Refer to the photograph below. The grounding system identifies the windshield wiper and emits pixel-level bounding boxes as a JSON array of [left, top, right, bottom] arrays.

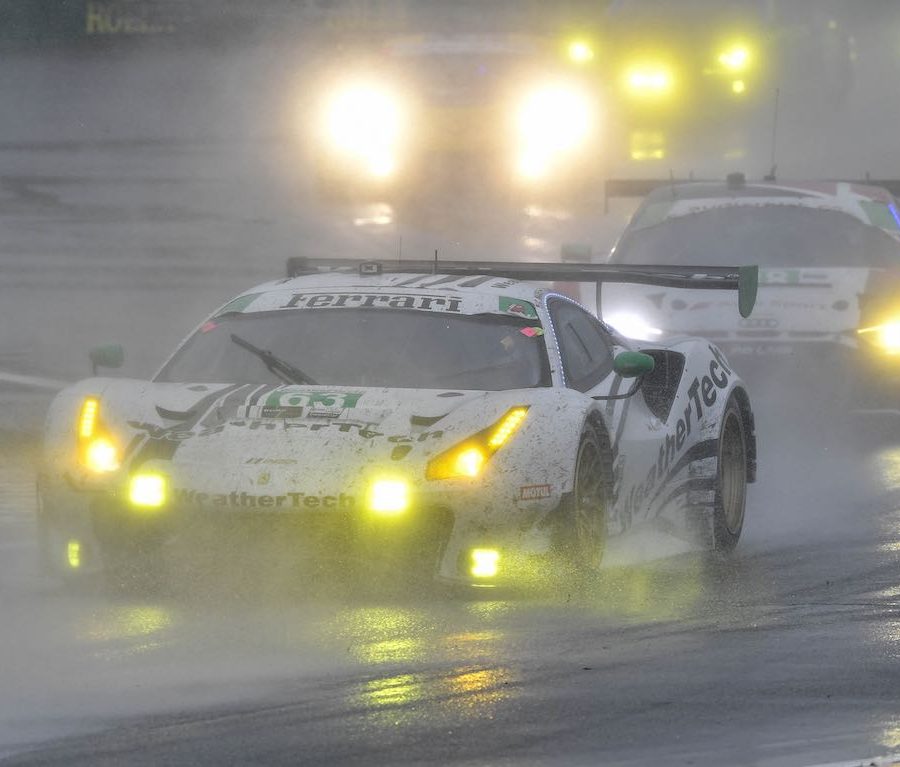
[[229, 333, 318, 386]]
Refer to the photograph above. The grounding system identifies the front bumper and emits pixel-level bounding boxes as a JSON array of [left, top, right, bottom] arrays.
[[37, 479, 561, 587]]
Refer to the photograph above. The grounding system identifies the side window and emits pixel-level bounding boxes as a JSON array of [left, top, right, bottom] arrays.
[[549, 299, 615, 392]]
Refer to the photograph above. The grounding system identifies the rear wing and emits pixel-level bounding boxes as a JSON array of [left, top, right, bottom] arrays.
[[285, 257, 758, 318]]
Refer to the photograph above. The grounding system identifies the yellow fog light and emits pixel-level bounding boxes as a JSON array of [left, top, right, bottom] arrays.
[[368, 478, 410, 516], [731, 79, 746, 95], [470, 548, 500, 578], [84, 437, 120, 473], [67, 539, 82, 570], [129, 473, 167, 509]]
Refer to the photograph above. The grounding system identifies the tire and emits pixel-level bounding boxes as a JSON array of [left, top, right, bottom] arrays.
[[562, 426, 609, 571], [712, 398, 748, 552]]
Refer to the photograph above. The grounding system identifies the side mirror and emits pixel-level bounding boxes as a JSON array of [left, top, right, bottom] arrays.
[[613, 350, 655, 378], [89, 345, 124, 375]]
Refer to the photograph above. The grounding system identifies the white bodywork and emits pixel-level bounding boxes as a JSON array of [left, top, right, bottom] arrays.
[[602, 182, 900, 359], [40, 271, 754, 584]]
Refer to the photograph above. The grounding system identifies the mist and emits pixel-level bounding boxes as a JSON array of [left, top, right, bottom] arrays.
[[2, 2, 900, 765]]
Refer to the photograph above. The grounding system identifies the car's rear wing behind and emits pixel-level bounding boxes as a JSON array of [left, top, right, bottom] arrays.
[[285, 257, 758, 318]]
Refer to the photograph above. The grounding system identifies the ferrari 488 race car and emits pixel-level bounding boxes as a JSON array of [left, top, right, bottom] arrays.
[[38, 258, 758, 589], [600, 174, 900, 405]]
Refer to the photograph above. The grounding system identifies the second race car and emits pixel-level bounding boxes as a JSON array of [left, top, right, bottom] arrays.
[[600, 174, 900, 406]]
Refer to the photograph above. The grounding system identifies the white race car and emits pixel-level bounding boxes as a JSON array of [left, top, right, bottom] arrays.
[[38, 258, 758, 589], [600, 175, 900, 403]]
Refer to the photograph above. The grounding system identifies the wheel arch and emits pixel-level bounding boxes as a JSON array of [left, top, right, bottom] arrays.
[[729, 385, 757, 484]]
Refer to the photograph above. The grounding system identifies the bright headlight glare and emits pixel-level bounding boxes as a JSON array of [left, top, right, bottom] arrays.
[[605, 313, 663, 341], [718, 45, 750, 72], [84, 437, 120, 473], [368, 478, 410, 515], [859, 321, 900, 353], [427, 407, 529, 480], [517, 84, 592, 154], [324, 83, 404, 168], [129, 473, 167, 509], [567, 40, 594, 63]]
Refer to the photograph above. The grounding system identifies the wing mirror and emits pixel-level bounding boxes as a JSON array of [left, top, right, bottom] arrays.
[[594, 351, 655, 401], [612, 351, 655, 378], [89, 345, 124, 375]]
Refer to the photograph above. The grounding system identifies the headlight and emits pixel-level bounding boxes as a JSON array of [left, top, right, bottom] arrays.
[[717, 44, 751, 73], [84, 437, 120, 473], [129, 473, 167, 509], [859, 321, 900, 354], [515, 84, 594, 179], [623, 65, 674, 98], [567, 40, 595, 64], [77, 397, 121, 473], [322, 82, 406, 177], [427, 407, 528, 480]]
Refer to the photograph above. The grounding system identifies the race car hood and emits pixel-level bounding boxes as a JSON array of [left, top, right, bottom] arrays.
[[601, 267, 878, 348], [93, 381, 539, 498]]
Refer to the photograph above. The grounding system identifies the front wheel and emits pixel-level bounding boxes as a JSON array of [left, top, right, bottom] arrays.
[[712, 398, 748, 551], [561, 427, 609, 571]]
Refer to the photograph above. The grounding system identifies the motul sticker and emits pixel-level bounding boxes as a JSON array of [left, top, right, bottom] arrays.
[[519, 484, 552, 500]]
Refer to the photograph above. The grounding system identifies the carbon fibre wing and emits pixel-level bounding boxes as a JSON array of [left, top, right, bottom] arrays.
[[285, 257, 758, 318]]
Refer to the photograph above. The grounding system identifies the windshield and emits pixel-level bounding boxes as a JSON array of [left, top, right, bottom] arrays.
[[612, 205, 900, 268], [156, 308, 551, 390]]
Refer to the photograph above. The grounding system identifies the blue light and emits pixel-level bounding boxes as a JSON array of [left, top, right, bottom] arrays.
[[889, 203, 900, 229]]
